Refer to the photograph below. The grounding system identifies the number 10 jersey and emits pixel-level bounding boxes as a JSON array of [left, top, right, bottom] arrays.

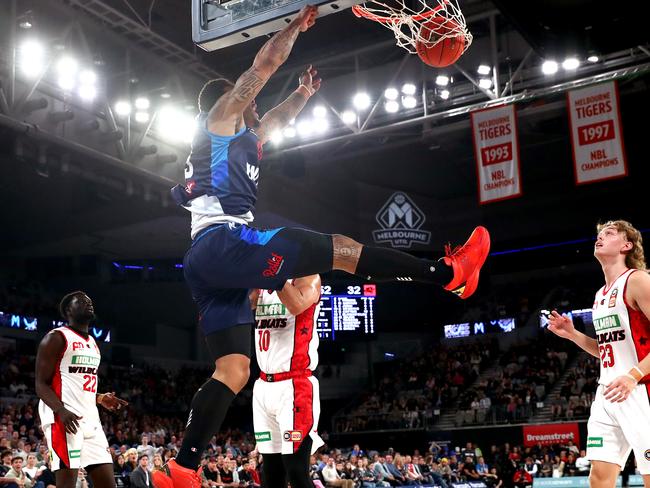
[[254, 289, 320, 374]]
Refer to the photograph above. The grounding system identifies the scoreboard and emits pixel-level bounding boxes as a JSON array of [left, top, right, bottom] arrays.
[[317, 283, 377, 340]]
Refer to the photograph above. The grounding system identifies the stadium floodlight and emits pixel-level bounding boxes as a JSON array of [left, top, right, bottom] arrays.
[[562, 57, 580, 70], [312, 105, 327, 118], [283, 126, 296, 138], [78, 84, 97, 101], [587, 55, 599, 63], [160, 92, 171, 99], [57, 56, 78, 75], [401, 95, 417, 109], [135, 111, 150, 123], [56, 57, 78, 90], [353, 92, 371, 110], [270, 131, 283, 145], [478, 78, 493, 89], [341, 110, 357, 125], [384, 100, 399, 113], [79, 70, 97, 86], [19, 40, 45, 78], [541, 60, 559, 75], [384, 88, 399, 100], [297, 119, 314, 136], [114, 100, 132, 116], [435, 75, 449, 87], [401, 83, 417, 95], [314, 117, 329, 133], [135, 97, 150, 110], [477, 64, 491, 75], [158, 106, 196, 144], [439, 89, 450, 100]]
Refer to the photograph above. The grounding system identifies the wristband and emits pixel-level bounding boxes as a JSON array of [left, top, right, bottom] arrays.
[[297, 84, 313, 97], [629, 366, 644, 382], [624, 373, 639, 383]]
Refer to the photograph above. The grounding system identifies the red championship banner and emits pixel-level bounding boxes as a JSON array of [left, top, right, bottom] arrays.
[[471, 104, 522, 204], [523, 423, 580, 447], [567, 81, 628, 184]]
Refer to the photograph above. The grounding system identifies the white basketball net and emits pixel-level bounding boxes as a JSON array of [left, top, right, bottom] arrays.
[[352, 0, 473, 55]]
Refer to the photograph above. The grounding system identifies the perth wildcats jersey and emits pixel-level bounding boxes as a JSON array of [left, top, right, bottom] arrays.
[[38, 327, 102, 426], [170, 113, 262, 238], [592, 269, 650, 386], [255, 289, 320, 374]]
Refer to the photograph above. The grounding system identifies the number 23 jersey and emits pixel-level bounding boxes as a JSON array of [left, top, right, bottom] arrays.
[[254, 289, 320, 374], [592, 269, 650, 386]]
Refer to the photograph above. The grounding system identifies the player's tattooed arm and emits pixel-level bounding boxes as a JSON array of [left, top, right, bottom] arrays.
[[209, 6, 318, 133], [257, 65, 321, 144], [332, 234, 364, 275]]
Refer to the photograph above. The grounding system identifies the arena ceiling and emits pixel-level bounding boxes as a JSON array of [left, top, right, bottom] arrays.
[[1, 0, 649, 263]]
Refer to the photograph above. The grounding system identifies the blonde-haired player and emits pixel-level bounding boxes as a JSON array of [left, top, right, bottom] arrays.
[[548, 220, 650, 488], [250, 275, 324, 488]]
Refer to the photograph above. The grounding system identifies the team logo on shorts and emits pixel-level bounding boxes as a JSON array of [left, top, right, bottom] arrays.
[[608, 288, 618, 307], [263, 252, 284, 278], [255, 431, 272, 442], [587, 437, 603, 448], [283, 431, 302, 442], [645, 449, 650, 461], [372, 192, 431, 249]]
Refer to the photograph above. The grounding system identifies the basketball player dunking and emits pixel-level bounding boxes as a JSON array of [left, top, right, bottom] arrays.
[[548, 220, 650, 488], [153, 6, 490, 488], [250, 276, 323, 488], [35, 291, 128, 488]]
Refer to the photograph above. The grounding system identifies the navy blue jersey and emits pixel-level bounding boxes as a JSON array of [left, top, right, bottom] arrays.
[[171, 113, 263, 238]]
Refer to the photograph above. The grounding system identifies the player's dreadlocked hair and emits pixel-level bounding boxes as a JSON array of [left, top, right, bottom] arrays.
[[59, 291, 86, 319], [597, 220, 647, 270], [198, 78, 234, 113]]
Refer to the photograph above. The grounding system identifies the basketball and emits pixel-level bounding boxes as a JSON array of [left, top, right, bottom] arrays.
[[416, 17, 466, 67]]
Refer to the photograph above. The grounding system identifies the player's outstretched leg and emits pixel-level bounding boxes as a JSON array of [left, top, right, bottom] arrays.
[[336, 226, 491, 299], [153, 326, 250, 488]]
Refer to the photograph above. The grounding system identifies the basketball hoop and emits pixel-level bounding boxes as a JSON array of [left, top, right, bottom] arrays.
[[352, 0, 472, 61]]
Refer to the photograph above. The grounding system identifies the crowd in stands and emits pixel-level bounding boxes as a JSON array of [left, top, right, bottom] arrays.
[[334, 344, 496, 433], [0, 281, 58, 319], [2, 391, 619, 488], [550, 355, 599, 421], [455, 337, 574, 426]]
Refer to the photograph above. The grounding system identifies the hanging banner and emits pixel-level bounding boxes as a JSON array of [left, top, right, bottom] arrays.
[[567, 81, 627, 184], [471, 104, 522, 204]]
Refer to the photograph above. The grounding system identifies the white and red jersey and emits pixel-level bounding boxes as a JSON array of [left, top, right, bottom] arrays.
[[38, 327, 102, 427], [254, 289, 320, 374], [592, 269, 650, 386]]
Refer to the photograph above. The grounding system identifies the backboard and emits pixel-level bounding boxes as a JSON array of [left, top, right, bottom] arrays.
[[192, 0, 364, 51]]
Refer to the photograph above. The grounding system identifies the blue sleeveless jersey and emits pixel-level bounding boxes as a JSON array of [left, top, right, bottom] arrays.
[[171, 113, 263, 238]]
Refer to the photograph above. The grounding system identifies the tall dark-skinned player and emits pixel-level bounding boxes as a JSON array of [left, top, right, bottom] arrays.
[[154, 6, 491, 488], [35, 291, 128, 488]]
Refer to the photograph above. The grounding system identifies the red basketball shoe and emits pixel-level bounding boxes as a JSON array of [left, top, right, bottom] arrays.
[[153, 459, 202, 488], [442, 226, 491, 299]]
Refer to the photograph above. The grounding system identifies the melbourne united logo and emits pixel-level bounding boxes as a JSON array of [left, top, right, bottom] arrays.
[[246, 162, 260, 185], [372, 192, 431, 249]]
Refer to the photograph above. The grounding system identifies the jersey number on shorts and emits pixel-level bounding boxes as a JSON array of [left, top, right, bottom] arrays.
[[599, 344, 615, 368], [83, 374, 97, 393], [258, 330, 270, 352]]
